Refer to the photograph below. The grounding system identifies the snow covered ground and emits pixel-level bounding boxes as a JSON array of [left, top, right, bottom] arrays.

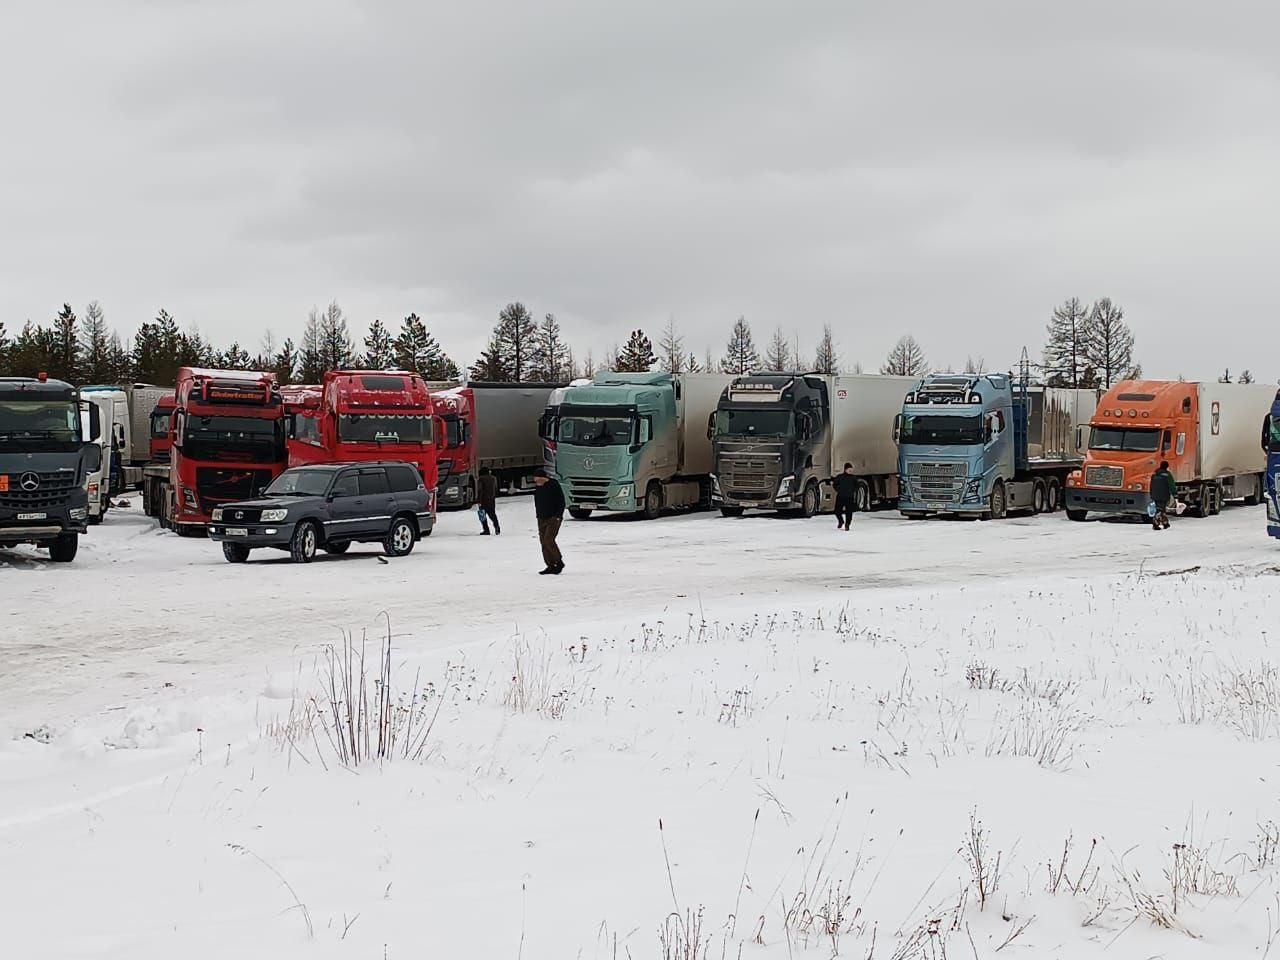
[[4, 497, 1280, 959]]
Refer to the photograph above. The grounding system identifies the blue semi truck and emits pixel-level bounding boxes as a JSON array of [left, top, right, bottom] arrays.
[[896, 371, 1096, 519], [1266, 389, 1280, 540]]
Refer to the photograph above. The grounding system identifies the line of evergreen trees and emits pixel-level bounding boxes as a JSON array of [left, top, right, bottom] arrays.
[[0, 296, 1158, 389]]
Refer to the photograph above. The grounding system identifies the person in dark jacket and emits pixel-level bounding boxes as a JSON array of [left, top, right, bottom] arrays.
[[532, 468, 566, 574], [824, 463, 858, 530], [476, 467, 500, 535], [1149, 460, 1176, 530]]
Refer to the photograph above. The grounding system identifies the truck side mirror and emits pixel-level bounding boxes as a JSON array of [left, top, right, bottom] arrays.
[[892, 414, 901, 443], [1264, 415, 1272, 452], [87, 403, 101, 441], [1074, 425, 1084, 452], [707, 412, 715, 440]]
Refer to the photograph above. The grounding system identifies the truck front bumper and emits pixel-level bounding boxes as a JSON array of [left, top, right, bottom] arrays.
[[0, 500, 89, 544], [1065, 486, 1150, 516], [565, 480, 638, 513], [438, 476, 467, 508], [208, 520, 298, 548], [715, 493, 793, 509]]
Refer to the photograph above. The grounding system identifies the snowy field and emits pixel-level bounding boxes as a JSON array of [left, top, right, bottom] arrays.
[[4, 497, 1280, 959]]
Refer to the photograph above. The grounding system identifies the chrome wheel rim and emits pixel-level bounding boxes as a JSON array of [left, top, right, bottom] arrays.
[[394, 523, 412, 552]]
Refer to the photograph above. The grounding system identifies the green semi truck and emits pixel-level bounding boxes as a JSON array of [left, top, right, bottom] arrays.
[[552, 371, 734, 520]]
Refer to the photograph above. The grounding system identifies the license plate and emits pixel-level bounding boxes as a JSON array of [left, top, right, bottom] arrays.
[[225, 527, 248, 537], [0, 476, 8, 492], [926, 502, 947, 509], [17, 512, 47, 520]]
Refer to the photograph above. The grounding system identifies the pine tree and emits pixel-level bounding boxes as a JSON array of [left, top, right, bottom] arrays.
[[0, 321, 9, 376], [217, 342, 251, 369], [1239, 369, 1255, 384], [362, 318, 395, 370], [1043, 297, 1094, 388], [298, 307, 324, 383], [8, 323, 57, 377], [532, 313, 568, 381], [881, 335, 928, 377], [318, 301, 354, 372], [50, 303, 79, 383], [469, 334, 508, 381], [273, 338, 297, 386], [765, 327, 791, 372], [615, 329, 656, 373], [1219, 369, 1233, 384], [132, 309, 183, 384], [581, 350, 596, 378], [392, 313, 457, 379], [658, 318, 685, 373], [813, 324, 838, 374], [720, 316, 759, 375], [178, 326, 215, 368], [1084, 298, 1136, 388], [497, 302, 537, 382], [79, 301, 111, 383], [964, 355, 987, 375], [105, 332, 131, 382], [686, 352, 703, 373]]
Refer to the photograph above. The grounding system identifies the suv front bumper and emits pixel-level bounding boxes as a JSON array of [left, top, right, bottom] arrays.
[[208, 520, 299, 547]]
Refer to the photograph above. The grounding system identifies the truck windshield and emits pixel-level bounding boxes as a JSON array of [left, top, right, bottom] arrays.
[[715, 409, 792, 437], [265, 469, 332, 497], [0, 400, 81, 441], [442, 415, 465, 449], [338, 413, 432, 444], [151, 410, 171, 438], [899, 414, 982, 445], [1089, 427, 1160, 452], [1270, 415, 1280, 449], [183, 415, 283, 463], [558, 414, 635, 446]]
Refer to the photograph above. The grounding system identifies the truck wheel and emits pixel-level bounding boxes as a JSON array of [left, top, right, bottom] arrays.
[[323, 540, 351, 555], [88, 513, 103, 526], [222, 542, 251, 563], [1032, 480, 1046, 514], [901, 511, 927, 520], [1245, 474, 1263, 507], [1066, 508, 1088, 522], [1046, 478, 1061, 512], [464, 480, 476, 508], [982, 481, 1007, 521], [47, 532, 79, 563], [176, 524, 206, 538], [720, 505, 744, 518], [290, 521, 318, 563], [569, 507, 593, 520], [1208, 483, 1222, 516], [798, 481, 819, 518], [854, 480, 871, 512], [384, 516, 416, 557], [641, 483, 662, 520]]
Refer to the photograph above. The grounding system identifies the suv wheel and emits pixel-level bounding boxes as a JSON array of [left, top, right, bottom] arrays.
[[290, 521, 318, 563], [222, 542, 251, 563], [48, 532, 79, 563], [384, 516, 416, 557]]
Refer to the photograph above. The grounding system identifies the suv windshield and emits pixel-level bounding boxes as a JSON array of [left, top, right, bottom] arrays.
[[338, 413, 432, 444], [183, 415, 283, 463], [899, 414, 982, 445], [0, 399, 81, 441], [715, 409, 792, 437], [265, 469, 333, 497], [1089, 427, 1160, 452], [558, 414, 635, 446]]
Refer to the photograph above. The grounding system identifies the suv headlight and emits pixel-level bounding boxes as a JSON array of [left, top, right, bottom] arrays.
[[261, 508, 288, 522], [211, 508, 224, 521]]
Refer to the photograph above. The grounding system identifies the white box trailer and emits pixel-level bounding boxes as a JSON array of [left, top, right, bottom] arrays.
[[675, 373, 736, 476], [830, 375, 916, 478], [471, 382, 561, 475], [80, 382, 172, 489], [1196, 382, 1274, 484]]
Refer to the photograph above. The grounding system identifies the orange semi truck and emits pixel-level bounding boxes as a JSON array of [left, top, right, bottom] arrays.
[[1065, 379, 1274, 520]]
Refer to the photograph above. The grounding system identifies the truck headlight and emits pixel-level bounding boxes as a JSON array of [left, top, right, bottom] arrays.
[[70, 507, 88, 520], [183, 488, 197, 507], [211, 508, 224, 521], [613, 485, 632, 501], [777, 475, 795, 496], [261, 508, 288, 522]]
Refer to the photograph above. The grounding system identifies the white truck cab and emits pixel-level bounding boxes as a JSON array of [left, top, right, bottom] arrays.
[[80, 393, 115, 523]]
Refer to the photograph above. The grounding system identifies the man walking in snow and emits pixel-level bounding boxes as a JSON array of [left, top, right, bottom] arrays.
[[824, 462, 858, 530], [1149, 460, 1176, 531], [476, 467, 500, 535], [532, 468, 566, 575]]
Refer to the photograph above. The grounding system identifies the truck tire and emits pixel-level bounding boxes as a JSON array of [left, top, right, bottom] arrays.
[[1032, 479, 1046, 514], [720, 505, 744, 518], [47, 532, 79, 563], [641, 483, 662, 521], [464, 480, 476, 508], [88, 513, 103, 526], [853, 479, 871, 512], [1208, 482, 1222, 516], [222, 542, 251, 563], [290, 521, 319, 563], [798, 481, 819, 518], [1046, 478, 1061, 512], [384, 516, 417, 557], [901, 511, 927, 520], [323, 540, 351, 555], [176, 524, 206, 538], [982, 481, 1007, 521], [569, 507, 593, 521], [1245, 474, 1263, 507], [1066, 508, 1088, 522]]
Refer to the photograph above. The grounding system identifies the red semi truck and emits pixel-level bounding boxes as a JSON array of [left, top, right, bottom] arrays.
[[282, 370, 441, 515], [153, 368, 287, 534], [141, 393, 177, 517]]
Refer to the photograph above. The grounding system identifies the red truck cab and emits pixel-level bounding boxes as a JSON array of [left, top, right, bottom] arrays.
[[149, 394, 177, 462], [165, 368, 287, 533], [430, 386, 477, 508], [284, 371, 441, 513]]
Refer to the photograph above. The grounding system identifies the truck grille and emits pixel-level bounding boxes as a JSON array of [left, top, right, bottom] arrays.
[[195, 468, 276, 513], [719, 453, 780, 495], [1085, 466, 1123, 488], [568, 477, 611, 504], [0, 470, 78, 511], [905, 461, 965, 503]]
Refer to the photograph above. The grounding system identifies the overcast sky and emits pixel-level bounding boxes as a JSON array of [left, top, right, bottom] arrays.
[[2, 0, 1277, 381]]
